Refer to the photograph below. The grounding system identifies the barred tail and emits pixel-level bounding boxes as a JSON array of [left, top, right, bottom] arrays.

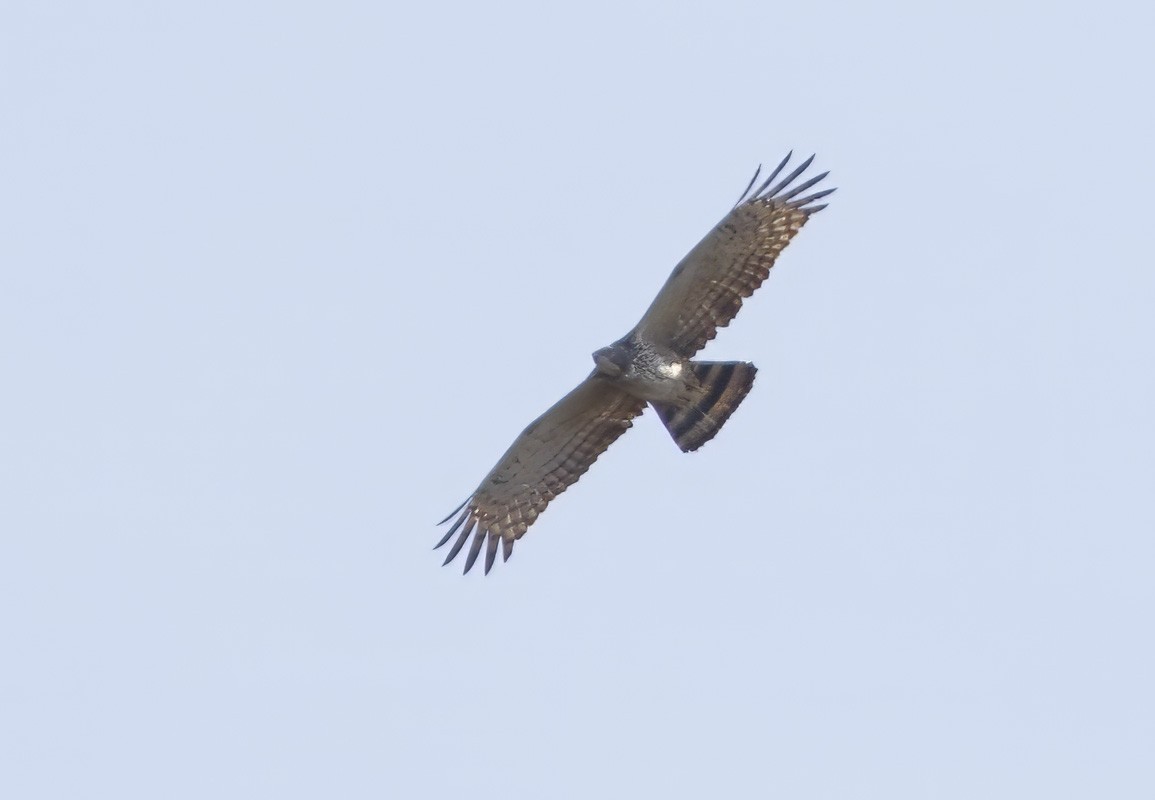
[[652, 361, 758, 452]]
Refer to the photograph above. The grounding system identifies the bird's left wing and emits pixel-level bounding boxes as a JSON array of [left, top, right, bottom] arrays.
[[436, 376, 646, 575], [633, 153, 834, 359]]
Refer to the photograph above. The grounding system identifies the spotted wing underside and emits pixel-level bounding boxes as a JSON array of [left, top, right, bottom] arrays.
[[634, 153, 834, 359], [436, 376, 646, 574]]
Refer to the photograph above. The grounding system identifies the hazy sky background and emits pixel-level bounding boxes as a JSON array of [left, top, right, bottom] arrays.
[[3, 1, 1153, 797]]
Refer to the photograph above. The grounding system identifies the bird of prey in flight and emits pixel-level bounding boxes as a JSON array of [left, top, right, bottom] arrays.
[[436, 153, 834, 574]]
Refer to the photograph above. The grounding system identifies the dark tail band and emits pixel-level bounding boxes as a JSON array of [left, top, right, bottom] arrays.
[[652, 361, 757, 452]]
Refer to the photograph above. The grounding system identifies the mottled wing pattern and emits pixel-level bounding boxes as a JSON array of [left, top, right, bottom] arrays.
[[436, 376, 646, 574], [634, 153, 834, 358]]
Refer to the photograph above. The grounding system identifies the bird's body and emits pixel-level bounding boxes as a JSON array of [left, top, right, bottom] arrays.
[[593, 335, 694, 405], [436, 153, 834, 574]]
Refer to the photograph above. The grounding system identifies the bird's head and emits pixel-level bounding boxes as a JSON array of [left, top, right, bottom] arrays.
[[592, 344, 630, 377]]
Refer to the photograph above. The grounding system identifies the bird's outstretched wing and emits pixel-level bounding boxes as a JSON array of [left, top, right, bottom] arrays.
[[436, 376, 646, 575], [633, 153, 834, 358]]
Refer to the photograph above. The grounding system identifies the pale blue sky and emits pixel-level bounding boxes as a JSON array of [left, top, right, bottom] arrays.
[[3, 1, 1153, 798]]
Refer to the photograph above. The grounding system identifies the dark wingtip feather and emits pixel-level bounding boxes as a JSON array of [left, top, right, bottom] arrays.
[[442, 516, 476, 565], [790, 186, 837, 212], [463, 527, 486, 574], [752, 151, 793, 200], [436, 496, 470, 525], [777, 170, 829, 202], [483, 533, 499, 575], [434, 507, 469, 549], [502, 537, 514, 562], [734, 164, 762, 207]]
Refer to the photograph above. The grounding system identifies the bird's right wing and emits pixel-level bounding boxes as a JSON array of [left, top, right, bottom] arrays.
[[633, 153, 833, 358], [436, 375, 646, 575]]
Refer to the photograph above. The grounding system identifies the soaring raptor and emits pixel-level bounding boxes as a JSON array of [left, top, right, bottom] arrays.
[[437, 153, 834, 574]]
